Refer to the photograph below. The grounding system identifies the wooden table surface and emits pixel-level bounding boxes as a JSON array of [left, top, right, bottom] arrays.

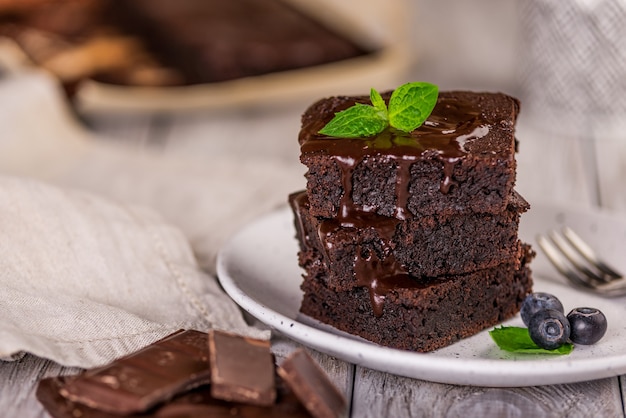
[[1, 81, 625, 417]]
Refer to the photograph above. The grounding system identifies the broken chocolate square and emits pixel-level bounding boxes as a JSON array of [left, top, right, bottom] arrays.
[[277, 349, 347, 418], [58, 329, 211, 414], [208, 329, 276, 406]]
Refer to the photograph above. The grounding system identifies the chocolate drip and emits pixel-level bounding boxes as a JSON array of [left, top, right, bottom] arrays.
[[354, 246, 424, 317], [394, 157, 415, 220], [319, 211, 430, 318], [335, 155, 358, 219], [299, 94, 495, 316]]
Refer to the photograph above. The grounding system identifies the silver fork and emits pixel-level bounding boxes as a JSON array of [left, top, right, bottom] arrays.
[[537, 227, 625, 296]]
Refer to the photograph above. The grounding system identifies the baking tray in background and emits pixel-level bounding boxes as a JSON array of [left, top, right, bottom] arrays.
[[0, 0, 411, 114]]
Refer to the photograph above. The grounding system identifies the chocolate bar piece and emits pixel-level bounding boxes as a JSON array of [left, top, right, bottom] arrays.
[[59, 329, 211, 414], [208, 330, 276, 406], [37, 375, 311, 418], [277, 349, 347, 418], [38, 376, 111, 418]]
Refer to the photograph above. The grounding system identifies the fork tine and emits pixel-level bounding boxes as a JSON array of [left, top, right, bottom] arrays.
[[548, 230, 611, 283], [561, 227, 623, 279], [536, 234, 598, 290]]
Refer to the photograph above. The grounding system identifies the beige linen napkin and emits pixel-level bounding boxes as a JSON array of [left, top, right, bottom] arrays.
[[0, 71, 305, 367], [0, 175, 266, 368]]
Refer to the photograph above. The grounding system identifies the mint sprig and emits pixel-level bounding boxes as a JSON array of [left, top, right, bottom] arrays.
[[319, 82, 439, 138], [489, 326, 574, 355]]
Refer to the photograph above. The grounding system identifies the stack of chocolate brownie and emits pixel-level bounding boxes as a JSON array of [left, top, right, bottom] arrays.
[[289, 91, 534, 352]]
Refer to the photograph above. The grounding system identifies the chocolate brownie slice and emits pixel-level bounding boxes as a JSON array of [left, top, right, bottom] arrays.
[[107, 0, 369, 85], [299, 91, 520, 219], [300, 245, 535, 352], [290, 190, 528, 286]]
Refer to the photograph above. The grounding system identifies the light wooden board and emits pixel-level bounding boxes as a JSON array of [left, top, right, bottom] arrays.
[[5, 352, 623, 418], [351, 367, 624, 418]]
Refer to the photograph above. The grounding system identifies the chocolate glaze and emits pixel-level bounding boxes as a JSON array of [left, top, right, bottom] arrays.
[[320, 209, 404, 317], [300, 94, 491, 220], [291, 192, 437, 317], [297, 92, 516, 317]]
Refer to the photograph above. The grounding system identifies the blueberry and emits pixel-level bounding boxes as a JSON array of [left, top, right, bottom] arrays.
[[567, 307, 608, 345], [520, 292, 564, 326], [528, 309, 571, 350]]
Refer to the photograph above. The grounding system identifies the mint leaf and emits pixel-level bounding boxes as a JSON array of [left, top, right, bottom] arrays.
[[319, 103, 387, 138], [388, 82, 438, 132], [370, 88, 388, 118], [489, 326, 574, 355], [318, 82, 439, 138]]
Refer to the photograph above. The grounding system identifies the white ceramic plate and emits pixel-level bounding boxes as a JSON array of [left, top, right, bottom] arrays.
[[216, 203, 626, 387]]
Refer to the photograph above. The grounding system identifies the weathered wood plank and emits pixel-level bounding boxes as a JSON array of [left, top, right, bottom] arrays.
[[0, 355, 82, 418], [351, 367, 624, 418], [619, 375, 626, 417]]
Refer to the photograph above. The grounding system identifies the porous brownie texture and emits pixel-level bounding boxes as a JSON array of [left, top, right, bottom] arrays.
[[300, 245, 535, 352], [290, 190, 529, 287], [299, 91, 520, 219]]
